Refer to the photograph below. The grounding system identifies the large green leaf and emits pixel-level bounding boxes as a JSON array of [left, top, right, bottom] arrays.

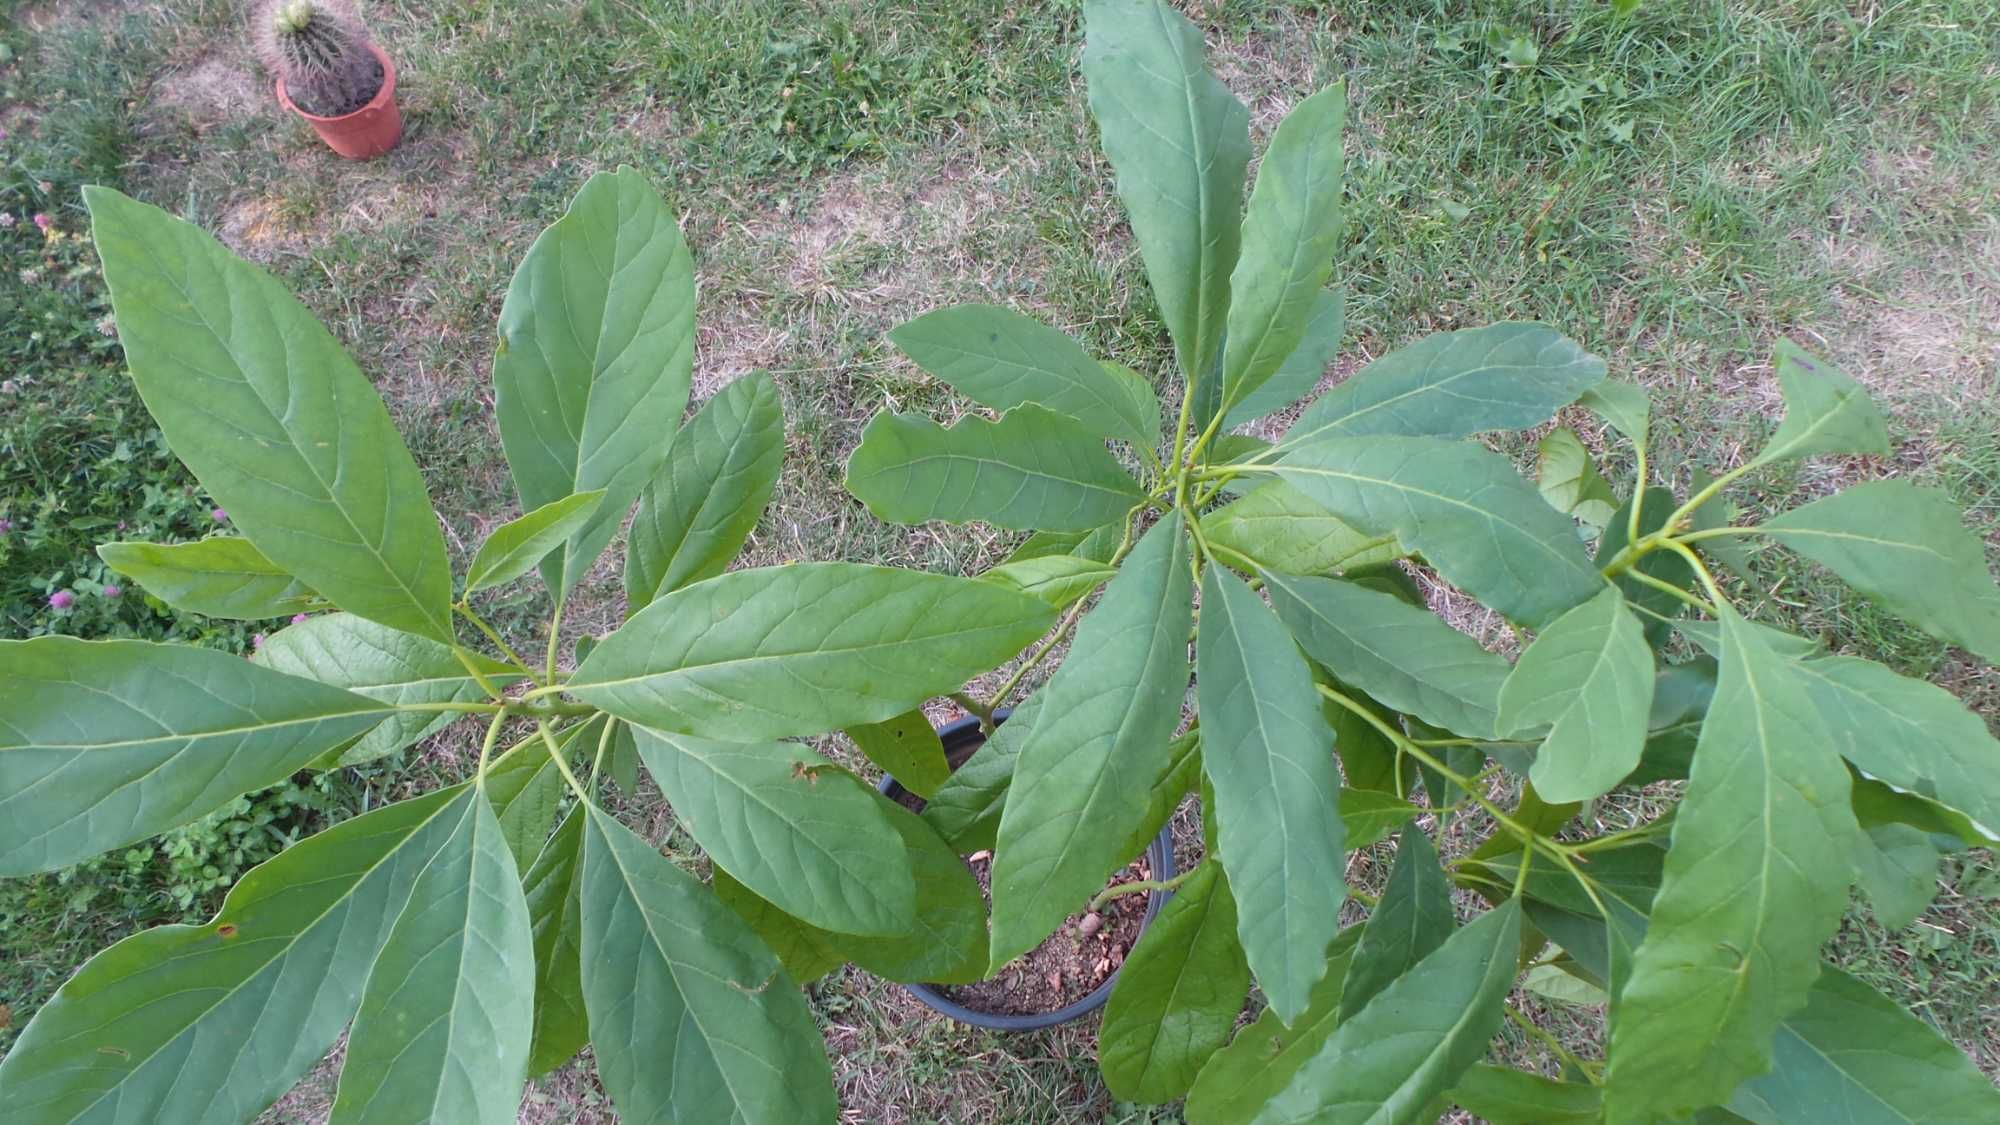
[[1449, 1066, 1603, 1125], [0, 636, 391, 875], [624, 372, 785, 614], [710, 867, 846, 986], [577, 806, 836, 1123], [1271, 436, 1606, 627], [1579, 378, 1651, 448], [1604, 606, 1857, 1120], [1851, 821, 1947, 930], [1751, 339, 1890, 466], [1218, 84, 1346, 418], [1687, 466, 1758, 583], [835, 800, 991, 985], [0, 787, 467, 1120], [845, 707, 951, 799], [1185, 927, 1362, 1124], [1223, 290, 1345, 430], [920, 694, 1045, 852], [1200, 481, 1400, 578], [1282, 323, 1606, 449], [1340, 824, 1455, 1021], [1197, 566, 1346, 1022], [1340, 789, 1421, 849], [464, 490, 606, 595], [977, 554, 1117, 610], [1255, 899, 1523, 1124], [1265, 571, 1511, 738], [493, 167, 695, 594], [630, 726, 915, 936], [570, 563, 1054, 741], [332, 789, 533, 1124], [522, 807, 590, 1076], [1789, 653, 2000, 840], [1498, 586, 1654, 803], [85, 186, 454, 643], [97, 536, 319, 620], [887, 304, 1156, 445], [254, 613, 521, 768], [1005, 521, 1125, 565], [844, 405, 1145, 531], [989, 513, 1194, 966], [1100, 862, 1252, 1103], [1726, 968, 2000, 1124], [1535, 427, 1619, 528], [1081, 0, 1249, 386], [1762, 480, 2000, 664]]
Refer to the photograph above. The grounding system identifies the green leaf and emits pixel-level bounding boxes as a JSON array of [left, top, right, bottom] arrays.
[[1197, 566, 1347, 1022], [1283, 323, 1606, 449], [630, 726, 915, 936], [1449, 1065, 1602, 1125], [846, 707, 951, 799], [254, 612, 522, 768], [1255, 899, 1523, 1124], [920, 694, 1044, 852], [1224, 288, 1345, 431], [332, 789, 533, 1124], [577, 806, 836, 1123], [85, 186, 454, 643], [1099, 361, 1166, 448], [97, 536, 319, 620], [1321, 681, 1404, 795], [1725, 968, 2000, 1124], [977, 554, 1117, 610], [836, 801, 991, 985], [1340, 789, 1420, 849], [1752, 339, 1890, 466], [1499, 586, 1654, 803], [1687, 466, 1757, 583], [1762, 480, 2000, 664], [571, 563, 1054, 741], [483, 721, 588, 868], [1341, 824, 1455, 1021], [989, 513, 1194, 967], [1521, 962, 1609, 1006], [1535, 427, 1619, 528], [1623, 656, 1717, 785], [1200, 481, 1400, 578], [493, 167, 695, 595], [1604, 606, 1857, 1120], [0, 636, 391, 875], [522, 807, 589, 1076], [1272, 436, 1607, 627], [1113, 723, 1205, 864], [1186, 927, 1362, 1125], [1007, 521, 1126, 565], [710, 867, 846, 986], [1598, 486, 1698, 647], [1852, 775, 1998, 852], [887, 304, 1157, 445], [1219, 84, 1346, 418], [603, 721, 642, 794], [624, 372, 785, 613], [1789, 652, 2000, 842], [1579, 378, 1650, 447], [464, 490, 606, 594], [844, 405, 1145, 531], [1265, 571, 1510, 738], [0, 787, 467, 1120], [1100, 862, 1252, 1103], [1081, 0, 1250, 387], [1851, 821, 1945, 930]]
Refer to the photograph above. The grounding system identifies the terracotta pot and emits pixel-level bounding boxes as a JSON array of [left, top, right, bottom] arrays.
[[275, 42, 402, 159]]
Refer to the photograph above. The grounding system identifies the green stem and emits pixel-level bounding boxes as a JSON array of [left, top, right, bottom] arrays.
[[589, 714, 618, 786], [544, 597, 565, 686], [1674, 525, 1761, 545], [449, 645, 507, 702], [537, 719, 592, 801], [395, 699, 505, 715], [949, 691, 995, 735], [474, 707, 509, 778], [1626, 445, 1650, 547], [982, 505, 1145, 715], [1089, 863, 1201, 913], [454, 602, 539, 683], [1623, 567, 1718, 615], [1505, 1004, 1603, 1083], [1660, 538, 1731, 607]]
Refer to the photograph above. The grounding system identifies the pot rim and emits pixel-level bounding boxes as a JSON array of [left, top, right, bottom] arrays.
[[275, 40, 396, 124], [877, 711, 1179, 1031]]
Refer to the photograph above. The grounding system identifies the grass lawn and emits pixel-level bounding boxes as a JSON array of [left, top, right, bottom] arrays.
[[2, 0, 1996, 1120]]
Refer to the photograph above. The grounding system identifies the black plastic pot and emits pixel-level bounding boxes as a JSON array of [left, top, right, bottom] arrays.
[[876, 712, 1177, 1031]]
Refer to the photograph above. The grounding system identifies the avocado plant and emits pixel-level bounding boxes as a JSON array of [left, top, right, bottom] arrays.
[[0, 171, 1059, 1122], [841, 0, 2000, 1120]]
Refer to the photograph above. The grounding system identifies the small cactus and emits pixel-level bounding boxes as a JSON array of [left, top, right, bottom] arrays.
[[254, 0, 383, 118]]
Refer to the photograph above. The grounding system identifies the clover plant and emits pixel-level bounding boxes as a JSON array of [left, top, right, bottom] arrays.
[[0, 171, 1060, 1122], [838, 0, 2000, 1120]]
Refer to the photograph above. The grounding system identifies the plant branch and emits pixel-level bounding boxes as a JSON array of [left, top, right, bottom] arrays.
[[948, 691, 995, 735], [1623, 567, 1719, 615], [453, 602, 539, 684], [1505, 1003, 1603, 1083], [1674, 525, 1761, 545], [474, 707, 508, 778], [449, 645, 508, 702], [544, 597, 565, 686], [1088, 863, 1201, 913], [589, 714, 618, 785], [537, 719, 592, 801]]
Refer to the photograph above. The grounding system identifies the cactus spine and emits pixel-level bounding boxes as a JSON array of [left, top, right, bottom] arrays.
[[255, 0, 382, 118]]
